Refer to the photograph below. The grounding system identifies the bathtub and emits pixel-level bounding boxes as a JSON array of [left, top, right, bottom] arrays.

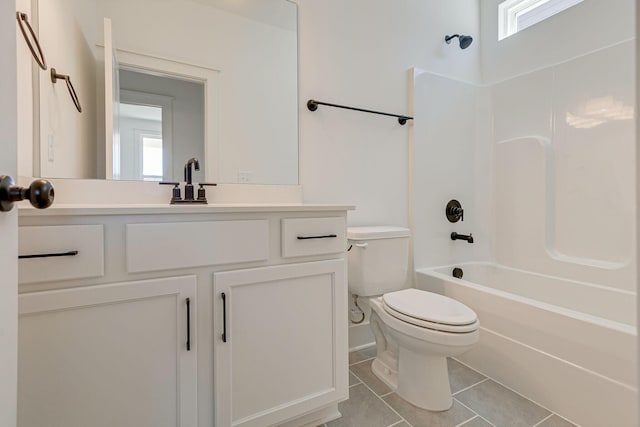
[[416, 262, 637, 427]]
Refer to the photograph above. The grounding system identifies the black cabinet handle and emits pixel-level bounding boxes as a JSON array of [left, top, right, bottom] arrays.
[[186, 298, 191, 351], [296, 234, 337, 240], [221, 292, 227, 343], [19, 250, 78, 260]]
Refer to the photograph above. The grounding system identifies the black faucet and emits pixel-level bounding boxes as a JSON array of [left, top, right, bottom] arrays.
[[159, 157, 216, 204], [451, 232, 474, 244], [184, 157, 200, 201]]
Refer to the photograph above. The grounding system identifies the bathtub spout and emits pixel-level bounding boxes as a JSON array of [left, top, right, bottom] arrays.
[[451, 232, 474, 244]]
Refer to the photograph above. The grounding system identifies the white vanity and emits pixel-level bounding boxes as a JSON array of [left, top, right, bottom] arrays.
[[17, 203, 351, 427]]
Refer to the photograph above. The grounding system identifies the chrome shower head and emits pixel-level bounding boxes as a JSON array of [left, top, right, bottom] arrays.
[[445, 34, 473, 49]]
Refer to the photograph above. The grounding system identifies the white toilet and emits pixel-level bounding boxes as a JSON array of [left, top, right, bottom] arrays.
[[348, 226, 479, 411]]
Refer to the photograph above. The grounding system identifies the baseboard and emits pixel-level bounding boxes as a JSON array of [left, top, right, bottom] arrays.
[[277, 404, 341, 427], [348, 321, 374, 351]]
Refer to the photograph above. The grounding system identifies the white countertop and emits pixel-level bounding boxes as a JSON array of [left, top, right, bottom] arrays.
[[19, 203, 356, 216]]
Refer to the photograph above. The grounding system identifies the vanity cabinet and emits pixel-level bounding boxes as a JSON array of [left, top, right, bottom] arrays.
[[17, 206, 351, 427], [18, 275, 197, 427], [213, 260, 347, 427]]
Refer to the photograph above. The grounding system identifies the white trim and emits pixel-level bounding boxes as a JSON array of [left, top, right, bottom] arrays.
[[121, 90, 174, 181], [498, 0, 584, 40], [112, 48, 221, 182], [134, 130, 163, 181]]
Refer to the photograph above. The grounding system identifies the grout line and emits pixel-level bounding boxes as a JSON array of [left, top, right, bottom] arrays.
[[451, 357, 582, 426], [349, 382, 361, 388], [379, 391, 394, 398], [349, 356, 375, 367], [387, 421, 407, 427], [349, 371, 411, 426], [450, 357, 487, 377], [532, 413, 554, 427], [455, 415, 479, 427], [454, 397, 497, 427], [452, 378, 489, 396], [452, 351, 580, 424]]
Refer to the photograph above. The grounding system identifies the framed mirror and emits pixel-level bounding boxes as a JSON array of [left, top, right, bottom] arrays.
[[17, 0, 299, 185]]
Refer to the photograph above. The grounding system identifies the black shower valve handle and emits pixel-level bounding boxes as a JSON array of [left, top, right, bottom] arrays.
[[446, 200, 464, 223], [453, 207, 464, 222]]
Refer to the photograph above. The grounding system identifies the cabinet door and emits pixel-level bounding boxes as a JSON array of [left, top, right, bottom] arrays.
[[214, 260, 348, 427], [18, 276, 197, 427]]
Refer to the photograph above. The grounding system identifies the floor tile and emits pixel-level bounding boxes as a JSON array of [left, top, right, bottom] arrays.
[[349, 359, 392, 396], [536, 415, 577, 427], [349, 346, 377, 365], [459, 416, 494, 427], [326, 384, 400, 427], [455, 380, 551, 427], [448, 358, 487, 394], [383, 393, 475, 427], [389, 422, 411, 427], [349, 372, 360, 386]]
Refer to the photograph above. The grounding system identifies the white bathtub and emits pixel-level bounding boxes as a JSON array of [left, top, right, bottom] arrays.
[[416, 262, 637, 427]]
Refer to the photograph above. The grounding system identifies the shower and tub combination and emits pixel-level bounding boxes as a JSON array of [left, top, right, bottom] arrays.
[[408, 9, 636, 426]]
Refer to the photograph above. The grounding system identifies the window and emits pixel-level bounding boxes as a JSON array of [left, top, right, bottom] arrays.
[[498, 0, 584, 40], [141, 136, 164, 181]]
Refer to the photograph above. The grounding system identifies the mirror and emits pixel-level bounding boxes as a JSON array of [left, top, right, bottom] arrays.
[[19, 0, 298, 184]]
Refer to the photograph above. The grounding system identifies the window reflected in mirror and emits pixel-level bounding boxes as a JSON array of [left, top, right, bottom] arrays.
[[118, 69, 205, 183]]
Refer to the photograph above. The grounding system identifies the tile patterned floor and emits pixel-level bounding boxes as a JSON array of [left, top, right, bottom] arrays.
[[320, 348, 578, 427]]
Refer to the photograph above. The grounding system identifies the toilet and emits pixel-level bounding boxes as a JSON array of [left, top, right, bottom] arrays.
[[348, 226, 479, 411]]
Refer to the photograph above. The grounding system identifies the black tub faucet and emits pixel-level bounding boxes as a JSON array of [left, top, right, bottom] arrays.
[[451, 232, 474, 244]]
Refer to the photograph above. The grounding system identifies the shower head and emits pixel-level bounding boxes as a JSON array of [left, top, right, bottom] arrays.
[[445, 34, 473, 49]]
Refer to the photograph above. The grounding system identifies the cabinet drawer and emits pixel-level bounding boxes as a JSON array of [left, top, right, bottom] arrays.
[[281, 217, 346, 258], [19, 225, 104, 284], [126, 220, 269, 273]]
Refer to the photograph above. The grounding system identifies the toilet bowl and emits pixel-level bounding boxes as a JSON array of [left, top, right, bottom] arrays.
[[368, 289, 479, 411], [347, 226, 479, 411]]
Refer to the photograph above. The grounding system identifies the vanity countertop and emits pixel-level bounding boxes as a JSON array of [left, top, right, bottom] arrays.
[[18, 203, 355, 216]]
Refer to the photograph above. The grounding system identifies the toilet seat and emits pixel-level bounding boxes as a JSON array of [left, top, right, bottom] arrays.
[[382, 289, 479, 333]]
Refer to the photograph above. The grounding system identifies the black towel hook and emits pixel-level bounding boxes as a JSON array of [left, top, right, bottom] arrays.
[[51, 68, 82, 113]]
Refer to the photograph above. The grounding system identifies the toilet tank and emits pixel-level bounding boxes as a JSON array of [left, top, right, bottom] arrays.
[[347, 226, 410, 297]]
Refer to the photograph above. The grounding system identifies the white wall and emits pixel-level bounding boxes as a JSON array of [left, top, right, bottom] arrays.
[[37, 0, 98, 179], [297, 0, 481, 227], [294, 0, 481, 348]]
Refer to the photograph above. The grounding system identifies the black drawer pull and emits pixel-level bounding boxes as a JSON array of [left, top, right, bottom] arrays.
[[186, 298, 191, 351], [297, 234, 337, 240], [221, 292, 228, 343], [19, 250, 79, 259]]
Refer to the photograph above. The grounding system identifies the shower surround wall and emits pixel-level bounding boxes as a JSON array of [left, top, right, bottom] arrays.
[[413, 1, 636, 425], [490, 40, 635, 291]]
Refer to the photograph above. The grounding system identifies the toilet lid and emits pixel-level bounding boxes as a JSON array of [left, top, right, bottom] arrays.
[[383, 288, 478, 326]]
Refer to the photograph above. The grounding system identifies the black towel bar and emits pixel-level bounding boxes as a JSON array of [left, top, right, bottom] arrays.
[[307, 99, 413, 125]]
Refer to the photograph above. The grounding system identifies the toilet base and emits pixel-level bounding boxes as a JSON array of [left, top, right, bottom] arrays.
[[371, 355, 398, 392], [397, 347, 452, 411], [371, 349, 452, 412]]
